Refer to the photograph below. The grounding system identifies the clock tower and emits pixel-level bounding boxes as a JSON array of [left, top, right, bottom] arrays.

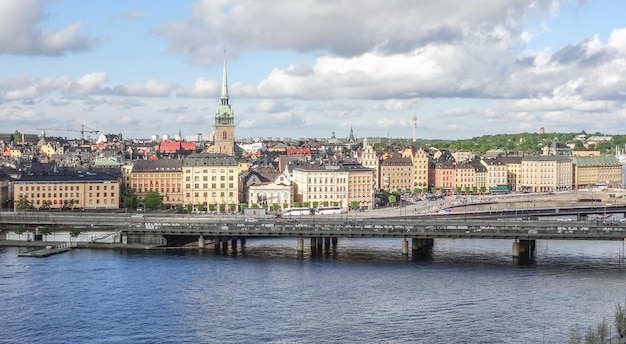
[[214, 52, 235, 155]]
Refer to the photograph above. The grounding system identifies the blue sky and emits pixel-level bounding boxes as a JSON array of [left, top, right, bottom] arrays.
[[1, 0, 626, 141]]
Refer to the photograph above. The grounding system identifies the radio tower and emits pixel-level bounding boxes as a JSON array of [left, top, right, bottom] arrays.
[[412, 113, 417, 142]]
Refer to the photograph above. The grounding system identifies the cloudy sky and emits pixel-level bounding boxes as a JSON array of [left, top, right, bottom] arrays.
[[1, 0, 625, 141]]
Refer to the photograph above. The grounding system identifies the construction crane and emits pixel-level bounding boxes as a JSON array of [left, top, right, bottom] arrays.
[[35, 125, 99, 140]]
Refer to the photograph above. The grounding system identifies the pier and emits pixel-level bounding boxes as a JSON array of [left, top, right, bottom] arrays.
[[17, 243, 74, 258]]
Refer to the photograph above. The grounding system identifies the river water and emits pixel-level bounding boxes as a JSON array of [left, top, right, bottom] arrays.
[[1, 238, 625, 343]]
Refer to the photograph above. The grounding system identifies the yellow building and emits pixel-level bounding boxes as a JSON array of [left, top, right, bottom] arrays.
[[290, 161, 374, 210], [570, 156, 622, 189], [124, 159, 183, 207], [13, 173, 120, 210], [357, 137, 380, 189], [520, 156, 573, 192], [182, 153, 239, 212], [401, 147, 430, 191], [380, 156, 413, 193]]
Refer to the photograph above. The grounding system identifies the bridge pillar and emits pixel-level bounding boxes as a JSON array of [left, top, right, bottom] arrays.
[[214, 237, 221, 253], [240, 238, 246, 251], [296, 238, 304, 253], [513, 240, 535, 261], [310, 237, 317, 250], [331, 237, 337, 248], [324, 237, 331, 251], [402, 239, 409, 255], [198, 235, 205, 249], [412, 238, 434, 256], [231, 239, 238, 254], [317, 237, 323, 251], [221, 239, 228, 253]]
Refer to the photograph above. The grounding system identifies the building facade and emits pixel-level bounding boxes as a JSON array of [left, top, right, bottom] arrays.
[[182, 153, 238, 212], [123, 159, 183, 207], [13, 173, 120, 210]]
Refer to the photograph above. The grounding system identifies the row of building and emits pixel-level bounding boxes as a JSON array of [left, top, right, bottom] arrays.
[[2, 54, 624, 212], [4, 145, 622, 212]]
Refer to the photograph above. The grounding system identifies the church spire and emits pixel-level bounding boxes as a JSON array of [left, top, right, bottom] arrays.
[[220, 48, 229, 106]]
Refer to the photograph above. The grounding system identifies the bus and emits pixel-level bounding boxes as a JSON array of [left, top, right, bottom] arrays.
[[282, 207, 311, 216], [316, 206, 342, 215]]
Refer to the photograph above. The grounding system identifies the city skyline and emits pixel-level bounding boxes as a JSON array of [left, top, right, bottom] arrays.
[[1, 1, 626, 140]]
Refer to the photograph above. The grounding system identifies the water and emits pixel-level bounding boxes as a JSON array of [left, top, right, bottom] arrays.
[[1, 238, 625, 343]]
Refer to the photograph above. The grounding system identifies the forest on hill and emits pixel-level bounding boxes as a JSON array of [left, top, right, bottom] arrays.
[[389, 131, 626, 155]]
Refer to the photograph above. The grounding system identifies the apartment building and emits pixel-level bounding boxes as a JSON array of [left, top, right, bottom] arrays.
[[182, 153, 238, 211], [124, 159, 183, 207], [454, 161, 476, 193], [570, 155, 622, 189], [291, 161, 374, 211], [481, 157, 509, 192], [357, 137, 380, 189], [401, 147, 430, 191], [13, 173, 120, 210], [380, 155, 413, 193], [520, 156, 573, 192]]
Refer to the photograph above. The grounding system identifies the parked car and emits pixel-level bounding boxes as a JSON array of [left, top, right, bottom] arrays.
[[556, 217, 573, 222], [244, 217, 259, 223]]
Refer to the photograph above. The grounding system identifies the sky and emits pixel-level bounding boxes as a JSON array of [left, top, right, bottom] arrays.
[[1, 0, 626, 141]]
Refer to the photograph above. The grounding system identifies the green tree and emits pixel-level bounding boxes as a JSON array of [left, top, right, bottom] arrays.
[[121, 188, 139, 210], [312, 201, 319, 209], [568, 326, 582, 344], [350, 201, 359, 210], [39, 225, 52, 241], [596, 319, 608, 343], [240, 203, 247, 212], [197, 203, 205, 212], [14, 225, 26, 240], [615, 303, 625, 338], [185, 204, 193, 213], [16, 195, 33, 209], [144, 190, 163, 210], [68, 227, 81, 245]]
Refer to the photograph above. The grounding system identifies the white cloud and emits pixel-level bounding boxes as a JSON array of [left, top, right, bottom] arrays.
[[0, 0, 97, 56], [159, 0, 566, 65], [252, 99, 289, 113], [112, 79, 174, 97], [177, 77, 219, 97], [66, 72, 108, 95]]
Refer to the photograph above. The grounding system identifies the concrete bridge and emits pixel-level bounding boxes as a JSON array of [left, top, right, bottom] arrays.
[[3, 210, 626, 261]]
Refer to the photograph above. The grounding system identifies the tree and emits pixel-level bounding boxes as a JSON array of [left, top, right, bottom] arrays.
[[596, 319, 608, 343], [121, 188, 139, 210], [615, 303, 625, 338], [68, 227, 81, 245], [16, 195, 33, 209], [39, 225, 52, 241], [143, 190, 162, 210], [14, 225, 26, 240], [568, 326, 582, 344]]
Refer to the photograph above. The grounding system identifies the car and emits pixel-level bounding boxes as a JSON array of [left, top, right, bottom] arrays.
[[556, 217, 573, 222], [274, 218, 287, 225], [244, 218, 259, 223]]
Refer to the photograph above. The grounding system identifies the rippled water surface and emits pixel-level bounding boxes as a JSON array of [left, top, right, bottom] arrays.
[[1, 238, 625, 343]]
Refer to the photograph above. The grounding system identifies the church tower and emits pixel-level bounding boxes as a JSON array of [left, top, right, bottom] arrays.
[[214, 51, 235, 155]]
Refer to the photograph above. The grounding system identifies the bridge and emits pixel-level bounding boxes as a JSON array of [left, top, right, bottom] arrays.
[[2, 208, 626, 261]]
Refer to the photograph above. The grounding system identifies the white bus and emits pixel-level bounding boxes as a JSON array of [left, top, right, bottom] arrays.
[[282, 207, 311, 216], [316, 206, 342, 215]]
